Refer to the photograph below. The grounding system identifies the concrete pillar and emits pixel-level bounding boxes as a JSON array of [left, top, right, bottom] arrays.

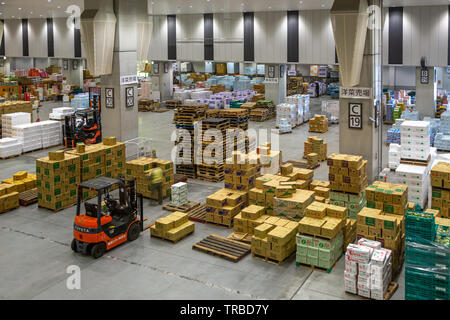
[[333, 0, 382, 182], [84, 0, 147, 142], [415, 67, 436, 118], [265, 64, 287, 105]]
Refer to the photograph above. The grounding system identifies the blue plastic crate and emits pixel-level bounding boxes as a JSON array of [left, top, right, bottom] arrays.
[[405, 282, 450, 300]]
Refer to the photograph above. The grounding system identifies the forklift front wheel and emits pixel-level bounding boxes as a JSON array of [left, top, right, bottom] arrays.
[[71, 239, 78, 253], [91, 243, 106, 259], [127, 223, 140, 242]]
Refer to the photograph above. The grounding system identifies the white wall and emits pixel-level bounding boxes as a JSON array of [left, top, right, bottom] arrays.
[[382, 66, 416, 89], [54, 18, 75, 59], [28, 19, 48, 58], [148, 15, 168, 61], [299, 10, 335, 65], [403, 6, 448, 67], [176, 14, 204, 62], [213, 13, 243, 62], [254, 12, 287, 63], [5, 20, 23, 57]]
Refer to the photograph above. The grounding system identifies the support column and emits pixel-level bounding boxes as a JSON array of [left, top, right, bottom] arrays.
[[415, 66, 436, 118], [332, 0, 382, 182], [264, 64, 287, 105], [84, 0, 147, 142]]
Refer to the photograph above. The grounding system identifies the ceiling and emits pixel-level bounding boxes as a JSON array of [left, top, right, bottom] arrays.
[[0, 0, 447, 19]]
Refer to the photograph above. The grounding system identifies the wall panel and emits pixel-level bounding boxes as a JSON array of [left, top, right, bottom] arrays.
[[5, 19, 23, 57], [54, 18, 75, 58], [254, 11, 287, 63], [176, 14, 203, 61], [28, 19, 47, 58], [214, 13, 243, 62], [149, 15, 168, 61]]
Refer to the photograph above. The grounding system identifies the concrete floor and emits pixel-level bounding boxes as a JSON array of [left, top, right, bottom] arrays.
[[0, 97, 404, 300]]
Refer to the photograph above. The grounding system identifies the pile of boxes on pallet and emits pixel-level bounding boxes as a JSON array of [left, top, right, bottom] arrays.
[[36, 151, 80, 211], [310, 180, 331, 203], [344, 239, 393, 300], [39, 121, 62, 148], [125, 158, 174, 201], [150, 211, 195, 242], [277, 118, 292, 134], [0, 101, 33, 138], [224, 151, 261, 192], [11, 122, 44, 153], [430, 162, 450, 218], [304, 136, 327, 161], [388, 144, 401, 169], [0, 183, 19, 214], [0, 138, 23, 158], [48, 107, 74, 120], [2, 112, 31, 138], [2, 171, 36, 193], [276, 103, 297, 129], [393, 164, 428, 210], [285, 94, 310, 124], [400, 121, 430, 161], [205, 188, 248, 227], [171, 182, 188, 207], [356, 206, 405, 276], [404, 209, 450, 300], [259, 143, 282, 175], [100, 137, 126, 179], [309, 115, 328, 133], [251, 215, 299, 263], [297, 202, 347, 270]]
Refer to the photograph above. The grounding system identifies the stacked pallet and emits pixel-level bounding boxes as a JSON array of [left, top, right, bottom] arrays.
[[196, 118, 231, 182], [99, 137, 126, 179], [296, 202, 347, 270], [251, 217, 299, 264], [252, 94, 265, 102], [356, 207, 404, 276], [430, 162, 450, 218], [150, 211, 195, 243], [253, 83, 265, 94], [36, 151, 80, 211], [309, 115, 329, 133], [304, 136, 327, 162], [174, 104, 208, 178], [210, 84, 226, 94], [218, 108, 249, 131], [165, 100, 181, 109], [249, 108, 271, 122], [287, 77, 304, 96], [365, 181, 408, 215], [205, 188, 248, 227], [0, 183, 19, 214], [1, 171, 36, 193], [125, 157, 174, 201]]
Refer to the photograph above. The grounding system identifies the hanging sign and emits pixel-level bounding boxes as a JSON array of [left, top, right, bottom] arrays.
[[340, 87, 372, 99], [120, 75, 138, 86]]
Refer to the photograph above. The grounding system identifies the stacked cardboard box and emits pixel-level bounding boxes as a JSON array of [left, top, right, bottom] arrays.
[[258, 143, 282, 175], [126, 157, 174, 200], [330, 191, 366, 220], [400, 121, 430, 161], [309, 114, 328, 133], [345, 239, 393, 300], [99, 137, 126, 179], [296, 202, 347, 269], [344, 218, 357, 251], [395, 164, 428, 209], [150, 211, 195, 242], [310, 180, 330, 190], [253, 83, 265, 94], [205, 188, 248, 227], [1, 171, 37, 193], [0, 102, 33, 138], [306, 153, 319, 168], [36, 151, 80, 211], [430, 162, 450, 218], [365, 181, 408, 215], [0, 184, 19, 214], [313, 186, 330, 202], [327, 154, 368, 195], [251, 217, 299, 263], [2, 112, 31, 138], [224, 151, 261, 192], [356, 207, 404, 275], [304, 136, 327, 161], [171, 182, 188, 207]]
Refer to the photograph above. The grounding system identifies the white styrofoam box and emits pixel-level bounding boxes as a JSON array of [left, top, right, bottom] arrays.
[[400, 120, 430, 134], [0, 138, 23, 158], [52, 107, 74, 115]]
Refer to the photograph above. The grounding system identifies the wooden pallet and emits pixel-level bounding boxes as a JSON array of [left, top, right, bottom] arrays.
[[205, 220, 233, 229], [151, 229, 194, 244], [400, 155, 430, 167], [284, 159, 309, 169], [196, 176, 224, 183], [163, 201, 200, 213], [19, 188, 38, 206], [227, 232, 252, 244], [345, 282, 399, 300], [192, 234, 251, 262], [187, 204, 206, 223], [252, 252, 294, 266], [174, 173, 188, 184], [296, 257, 340, 273]]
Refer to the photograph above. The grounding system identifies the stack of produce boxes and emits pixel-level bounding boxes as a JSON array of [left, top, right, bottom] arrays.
[[150, 211, 195, 242], [430, 162, 450, 218], [356, 207, 404, 276], [303, 136, 327, 161], [36, 151, 80, 211], [309, 115, 328, 133], [1, 171, 36, 193], [0, 183, 19, 213], [258, 143, 282, 175], [171, 182, 188, 207], [125, 157, 174, 201], [99, 137, 126, 179], [224, 151, 261, 192], [205, 188, 248, 227], [344, 239, 393, 300], [251, 215, 299, 263], [405, 209, 450, 300], [296, 202, 346, 270]]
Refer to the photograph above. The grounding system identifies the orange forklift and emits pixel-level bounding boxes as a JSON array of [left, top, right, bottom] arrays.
[[71, 177, 144, 259]]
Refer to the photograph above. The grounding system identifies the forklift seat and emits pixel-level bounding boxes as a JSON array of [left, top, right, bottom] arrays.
[[85, 203, 99, 218]]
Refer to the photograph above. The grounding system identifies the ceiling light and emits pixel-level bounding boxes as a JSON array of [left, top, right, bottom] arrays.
[[18, 8, 22, 10]]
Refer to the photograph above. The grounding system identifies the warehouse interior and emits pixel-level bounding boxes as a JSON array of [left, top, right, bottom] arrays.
[[0, 0, 449, 302]]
